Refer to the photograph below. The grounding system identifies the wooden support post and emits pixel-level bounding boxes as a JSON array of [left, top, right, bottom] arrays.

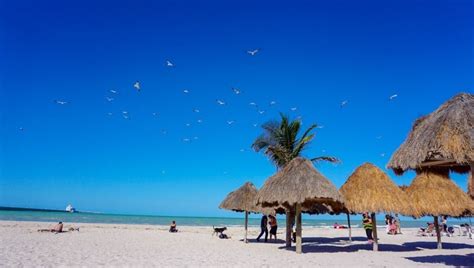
[[296, 204, 302, 254], [468, 163, 474, 199], [434, 216, 442, 249], [285, 209, 292, 247], [244, 211, 248, 243], [347, 213, 352, 242], [371, 213, 378, 251]]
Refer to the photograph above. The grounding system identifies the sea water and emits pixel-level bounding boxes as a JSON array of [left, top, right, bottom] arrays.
[[1, 209, 471, 228]]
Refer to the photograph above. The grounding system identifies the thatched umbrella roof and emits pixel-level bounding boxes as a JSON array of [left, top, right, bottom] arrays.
[[219, 182, 282, 215], [255, 157, 344, 213], [219, 182, 259, 213], [403, 172, 474, 217], [387, 93, 473, 175], [340, 163, 417, 216]]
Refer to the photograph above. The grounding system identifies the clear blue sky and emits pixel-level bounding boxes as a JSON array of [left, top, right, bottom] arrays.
[[0, 0, 472, 217]]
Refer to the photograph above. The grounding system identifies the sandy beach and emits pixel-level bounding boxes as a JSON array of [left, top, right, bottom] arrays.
[[1, 221, 473, 267]]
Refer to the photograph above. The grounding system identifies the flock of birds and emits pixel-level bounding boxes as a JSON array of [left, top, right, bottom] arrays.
[[24, 48, 400, 171]]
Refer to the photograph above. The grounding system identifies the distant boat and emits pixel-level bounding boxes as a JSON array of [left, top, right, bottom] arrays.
[[65, 204, 76, 213]]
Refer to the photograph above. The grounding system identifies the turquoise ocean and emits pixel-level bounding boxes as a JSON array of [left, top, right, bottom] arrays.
[[1, 208, 471, 228]]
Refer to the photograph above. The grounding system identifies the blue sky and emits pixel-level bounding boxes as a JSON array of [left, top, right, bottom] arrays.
[[0, 0, 472, 217]]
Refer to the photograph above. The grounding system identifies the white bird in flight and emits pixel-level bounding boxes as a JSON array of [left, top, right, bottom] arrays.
[[183, 89, 189, 94], [216, 99, 226, 105], [19, 127, 24, 131], [182, 138, 191, 143], [247, 49, 259, 56], [193, 108, 200, 113], [227, 120, 235, 125], [269, 100, 277, 106], [252, 123, 258, 127], [197, 119, 203, 123], [249, 102, 257, 107], [107, 112, 113, 116], [166, 60, 174, 67], [106, 97, 114, 102], [185, 123, 191, 127], [109, 90, 118, 94], [258, 110, 265, 115], [55, 100, 68, 105], [389, 94, 398, 101], [290, 107, 297, 111], [133, 81, 140, 91], [340, 100, 349, 108], [232, 88, 241, 95]]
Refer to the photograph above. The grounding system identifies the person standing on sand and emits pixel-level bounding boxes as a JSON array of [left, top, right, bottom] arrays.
[[394, 213, 402, 234], [362, 213, 373, 243], [256, 215, 268, 242], [268, 215, 278, 241]]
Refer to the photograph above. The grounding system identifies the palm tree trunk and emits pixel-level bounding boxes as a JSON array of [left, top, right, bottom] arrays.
[[468, 163, 474, 199]]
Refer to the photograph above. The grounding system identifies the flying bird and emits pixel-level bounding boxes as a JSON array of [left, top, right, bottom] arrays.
[[216, 99, 226, 105], [183, 89, 189, 94], [182, 138, 191, 142], [290, 107, 297, 111], [133, 81, 140, 91], [252, 123, 258, 127], [249, 102, 258, 107], [107, 112, 113, 116], [258, 110, 265, 115], [166, 60, 174, 67], [232, 87, 241, 95], [193, 108, 200, 113], [109, 90, 118, 94], [55, 100, 68, 105], [380, 153, 386, 157], [19, 127, 24, 131], [197, 119, 203, 123], [227, 120, 235, 125], [152, 112, 158, 117], [106, 97, 114, 102], [247, 49, 259, 56], [185, 123, 191, 127], [340, 100, 349, 108], [389, 94, 398, 101], [269, 100, 277, 106]]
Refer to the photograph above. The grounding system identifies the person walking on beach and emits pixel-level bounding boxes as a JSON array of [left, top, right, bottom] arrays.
[[256, 215, 268, 242], [362, 213, 373, 243], [268, 215, 278, 241]]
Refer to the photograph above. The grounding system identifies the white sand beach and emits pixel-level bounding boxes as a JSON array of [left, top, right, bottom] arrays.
[[1, 221, 473, 267]]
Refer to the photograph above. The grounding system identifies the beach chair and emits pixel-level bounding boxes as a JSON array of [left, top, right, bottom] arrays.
[[417, 224, 435, 236]]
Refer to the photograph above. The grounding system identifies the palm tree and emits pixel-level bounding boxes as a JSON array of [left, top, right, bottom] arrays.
[[252, 113, 339, 247], [252, 113, 338, 168]]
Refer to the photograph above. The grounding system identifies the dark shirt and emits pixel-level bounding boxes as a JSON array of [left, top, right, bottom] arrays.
[[261, 216, 268, 228]]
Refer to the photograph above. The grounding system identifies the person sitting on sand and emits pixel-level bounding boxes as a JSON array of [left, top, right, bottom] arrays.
[[169, 221, 178, 233], [333, 223, 348, 229], [38, 222, 64, 233], [362, 213, 373, 243], [268, 215, 277, 241], [418, 222, 435, 236]]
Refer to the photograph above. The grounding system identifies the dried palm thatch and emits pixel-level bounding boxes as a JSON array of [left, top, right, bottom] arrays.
[[255, 157, 344, 213], [404, 172, 474, 217], [340, 163, 417, 216], [219, 182, 259, 213], [387, 93, 473, 175]]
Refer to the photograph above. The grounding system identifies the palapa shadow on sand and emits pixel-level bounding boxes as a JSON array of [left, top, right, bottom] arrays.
[[403, 241, 474, 250], [241, 238, 286, 244], [277, 237, 422, 253], [406, 254, 474, 266]]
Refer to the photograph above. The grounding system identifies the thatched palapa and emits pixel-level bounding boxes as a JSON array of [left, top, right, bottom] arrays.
[[403, 173, 474, 218], [255, 157, 344, 212], [219, 182, 259, 213], [403, 172, 474, 249], [255, 157, 344, 254], [387, 93, 473, 175], [340, 163, 416, 216], [340, 163, 417, 251]]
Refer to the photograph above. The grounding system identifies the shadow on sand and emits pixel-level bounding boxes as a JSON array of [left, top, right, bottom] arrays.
[[241, 238, 286, 244], [406, 253, 474, 266], [403, 241, 474, 250], [278, 237, 421, 253]]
